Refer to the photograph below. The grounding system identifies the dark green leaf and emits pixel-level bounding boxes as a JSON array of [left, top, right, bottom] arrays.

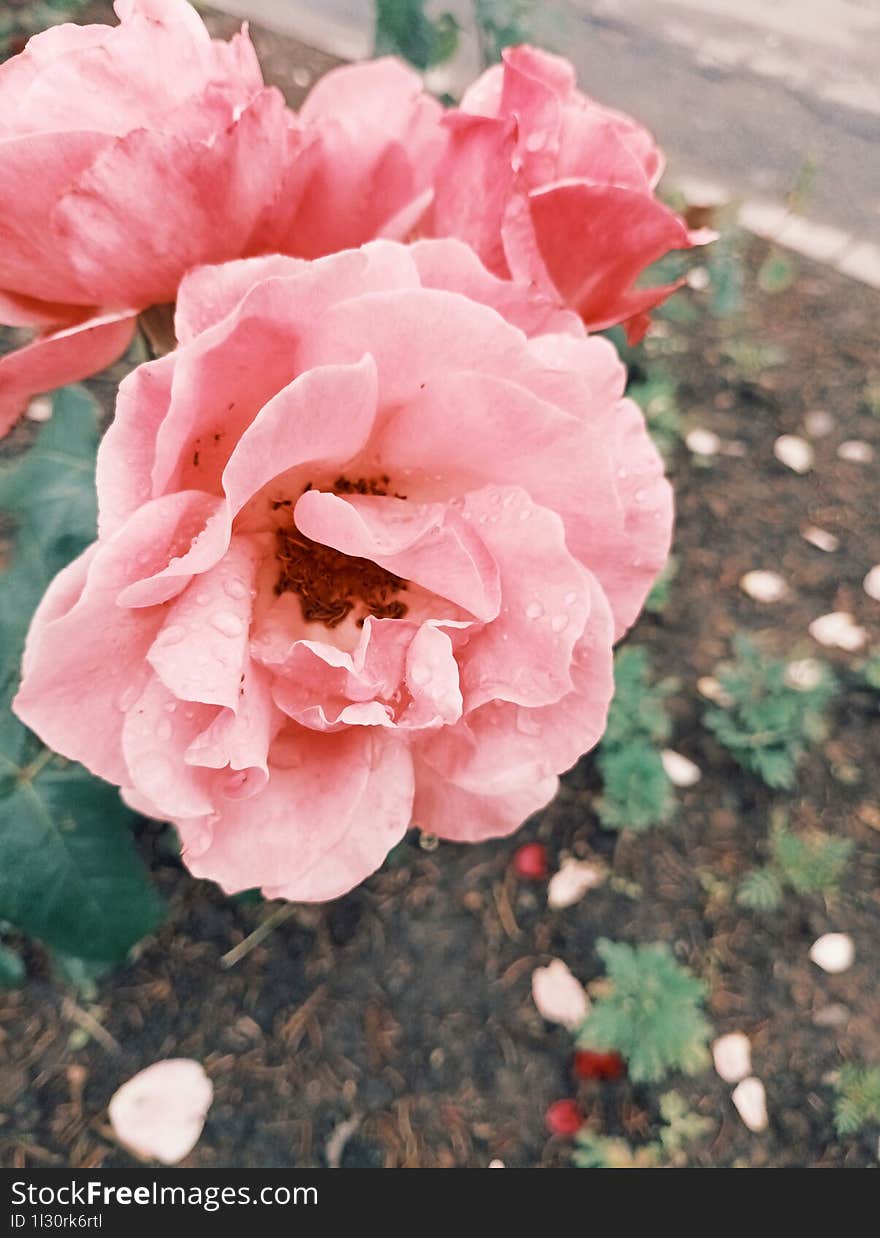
[[374, 0, 458, 69], [0, 941, 25, 987], [0, 387, 164, 963]]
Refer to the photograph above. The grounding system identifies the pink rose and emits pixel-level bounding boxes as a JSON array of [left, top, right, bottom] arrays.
[[14, 240, 672, 901], [0, 0, 310, 434], [429, 45, 710, 341], [290, 59, 447, 258]]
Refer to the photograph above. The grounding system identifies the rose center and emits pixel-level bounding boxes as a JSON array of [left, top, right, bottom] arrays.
[[274, 476, 409, 629]]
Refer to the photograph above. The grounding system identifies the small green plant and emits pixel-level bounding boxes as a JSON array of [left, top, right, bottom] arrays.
[[374, 0, 458, 69], [645, 555, 678, 615], [472, 0, 534, 65], [862, 653, 880, 691], [627, 372, 683, 460], [704, 636, 836, 789], [573, 1131, 658, 1169], [834, 1065, 880, 1137], [574, 1092, 710, 1168], [720, 338, 787, 378], [577, 940, 710, 1084], [596, 743, 675, 832], [738, 815, 852, 912], [596, 647, 675, 832]]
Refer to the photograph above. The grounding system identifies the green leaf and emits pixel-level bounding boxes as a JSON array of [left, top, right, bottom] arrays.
[[0, 941, 25, 987], [597, 742, 675, 832], [0, 385, 99, 648], [578, 940, 711, 1084], [834, 1064, 880, 1137], [0, 762, 164, 961], [736, 867, 783, 913], [0, 388, 164, 964], [757, 249, 798, 294], [374, 0, 458, 69]]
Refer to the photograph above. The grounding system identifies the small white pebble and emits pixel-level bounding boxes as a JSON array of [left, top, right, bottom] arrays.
[[863, 565, 880, 602], [809, 933, 855, 974], [739, 570, 788, 603], [712, 1032, 752, 1084], [731, 1077, 768, 1132], [531, 959, 590, 1030], [801, 526, 839, 553], [685, 427, 721, 456], [785, 658, 826, 691], [774, 434, 813, 473], [26, 395, 53, 423], [803, 409, 834, 437], [109, 1060, 213, 1165], [488, 1159, 506, 1168], [809, 611, 867, 652], [837, 440, 874, 464], [661, 749, 702, 787], [697, 675, 733, 707], [547, 857, 606, 910]]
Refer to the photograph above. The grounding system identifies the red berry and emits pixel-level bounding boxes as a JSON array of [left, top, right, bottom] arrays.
[[513, 842, 548, 880], [573, 1049, 626, 1081], [545, 1099, 584, 1137]]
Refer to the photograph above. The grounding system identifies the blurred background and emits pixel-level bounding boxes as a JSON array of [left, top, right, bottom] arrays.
[[1, 0, 878, 1170]]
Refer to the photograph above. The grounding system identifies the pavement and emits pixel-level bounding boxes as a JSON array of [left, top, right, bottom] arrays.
[[204, 0, 880, 278]]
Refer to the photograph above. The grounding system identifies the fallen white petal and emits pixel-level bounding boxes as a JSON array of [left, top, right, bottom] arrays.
[[739, 570, 788, 603], [809, 933, 855, 974], [488, 1159, 506, 1168], [802, 526, 839, 553], [803, 409, 834, 437], [837, 440, 874, 464], [697, 675, 733, 706], [685, 427, 721, 456], [547, 858, 606, 910], [661, 749, 702, 787], [731, 1077, 768, 1132], [686, 266, 711, 291], [809, 612, 867, 652], [26, 396, 53, 423], [785, 658, 826, 691], [863, 565, 880, 602], [774, 435, 813, 473], [531, 959, 590, 1030], [712, 1032, 752, 1084], [109, 1060, 213, 1165]]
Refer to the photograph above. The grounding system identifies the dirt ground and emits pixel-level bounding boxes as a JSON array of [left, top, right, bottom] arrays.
[[1, 2, 879, 1170]]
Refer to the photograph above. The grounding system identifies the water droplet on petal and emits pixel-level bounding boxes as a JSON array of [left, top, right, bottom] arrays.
[[410, 664, 431, 687], [210, 611, 244, 638], [526, 601, 544, 620], [519, 508, 531, 521], [550, 614, 568, 633], [634, 488, 647, 503], [223, 578, 248, 600], [156, 717, 173, 742], [164, 701, 177, 713], [156, 625, 185, 647], [564, 591, 577, 606]]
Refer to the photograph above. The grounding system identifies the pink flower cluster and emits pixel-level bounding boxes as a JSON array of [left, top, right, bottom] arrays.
[[7, 0, 682, 900], [0, 0, 702, 432]]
